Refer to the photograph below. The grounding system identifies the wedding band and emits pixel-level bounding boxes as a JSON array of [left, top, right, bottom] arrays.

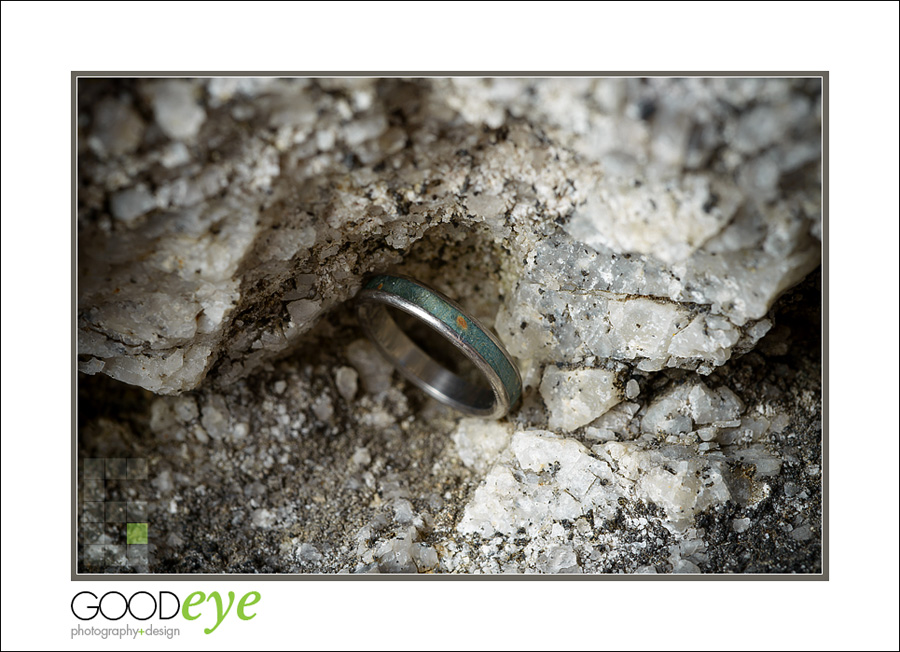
[[355, 274, 522, 419]]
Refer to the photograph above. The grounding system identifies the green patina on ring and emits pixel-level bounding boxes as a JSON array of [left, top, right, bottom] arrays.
[[363, 274, 522, 410]]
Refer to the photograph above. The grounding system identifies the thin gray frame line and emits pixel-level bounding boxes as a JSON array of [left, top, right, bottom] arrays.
[[72, 71, 827, 581]]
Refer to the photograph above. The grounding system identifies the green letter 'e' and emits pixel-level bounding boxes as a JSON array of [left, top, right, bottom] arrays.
[[182, 591, 205, 621], [237, 592, 261, 621]]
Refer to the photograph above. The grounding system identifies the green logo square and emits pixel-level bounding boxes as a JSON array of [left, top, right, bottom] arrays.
[[127, 522, 148, 545]]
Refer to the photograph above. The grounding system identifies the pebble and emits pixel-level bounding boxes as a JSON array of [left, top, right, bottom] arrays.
[[732, 518, 752, 533]]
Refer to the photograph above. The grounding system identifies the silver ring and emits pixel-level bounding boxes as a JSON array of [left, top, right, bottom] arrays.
[[355, 274, 522, 419]]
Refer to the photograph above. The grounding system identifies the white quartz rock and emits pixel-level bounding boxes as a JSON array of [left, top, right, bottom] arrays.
[[459, 430, 739, 538], [728, 445, 782, 477], [79, 78, 819, 394], [287, 299, 323, 327], [689, 383, 744, 425], [625, 379, 640, 399], [110, 185, 157, 223], [452, 418, 513, 474], [459, 431, 620, 538], [539, 366, 622, 432], [583, 401, 641, 441], [641, 383, 694, 436], [540, 544, 581, 574], [346, 339, 393, 396], [511, 431, 617, 502], [668, 314, 748, 369], [496, 230, 802, 376], [732, 518, 751, 533], [89, 96, 146, 157], [637, 451, 731, 531], [566, 175, 743, 265], [147, 80, 207, 140], [200, 395, 231, 440], [641, 379, 745, 438], [335, 366, 359, 401]]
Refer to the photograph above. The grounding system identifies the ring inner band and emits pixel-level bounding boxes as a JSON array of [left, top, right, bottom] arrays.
[[358, 300, 497, 414]]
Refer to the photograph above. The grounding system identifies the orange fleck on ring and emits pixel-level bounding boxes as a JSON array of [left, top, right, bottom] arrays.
[[377, 283, 383, 290], [456, 315, 468, 329]]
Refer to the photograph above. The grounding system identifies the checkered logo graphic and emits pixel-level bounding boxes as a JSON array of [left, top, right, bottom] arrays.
[[80, 458, 150, 572]]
